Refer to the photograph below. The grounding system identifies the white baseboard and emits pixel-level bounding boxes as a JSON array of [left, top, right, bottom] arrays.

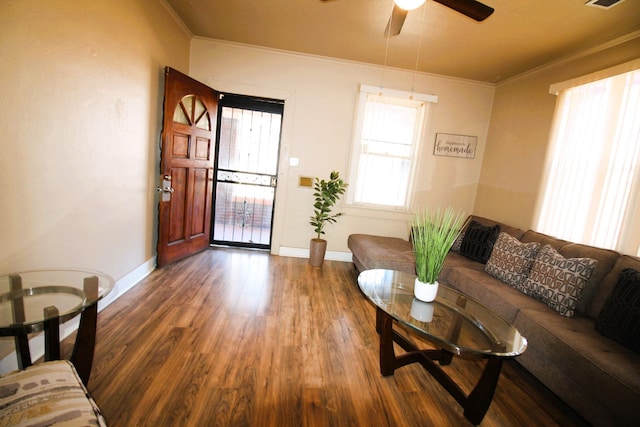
[[98, 257, 156, 311], [0, 257, 157, 374], [278, 246, 353, 263]]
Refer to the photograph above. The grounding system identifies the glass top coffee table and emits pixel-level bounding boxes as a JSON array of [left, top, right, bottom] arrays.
[[358, 269, 527, 425]]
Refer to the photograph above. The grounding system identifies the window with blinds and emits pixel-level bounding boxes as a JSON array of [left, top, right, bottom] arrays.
[[536, 65, 640, 255]]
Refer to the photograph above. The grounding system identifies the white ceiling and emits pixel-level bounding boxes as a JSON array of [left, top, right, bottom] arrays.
[[165, 0, 640, 83]]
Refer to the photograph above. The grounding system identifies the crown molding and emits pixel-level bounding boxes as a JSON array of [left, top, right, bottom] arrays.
[[159, 0, 193, 38], [497, 29, 640, 86]]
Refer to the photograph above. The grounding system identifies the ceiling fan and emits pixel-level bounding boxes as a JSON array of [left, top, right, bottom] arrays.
[[320, 0, 494, 37]]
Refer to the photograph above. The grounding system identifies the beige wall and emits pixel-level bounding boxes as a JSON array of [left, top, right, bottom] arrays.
[[0, 0, 636, 367], [476, 35, 640, 231], [190, 39, 495, 255], [5, 1, 633, 273], [0, 0, 190, 277]]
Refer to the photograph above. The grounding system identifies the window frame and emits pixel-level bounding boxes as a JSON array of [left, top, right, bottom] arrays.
[[536, 60, 640, 255], [346, 84, 438, 211]]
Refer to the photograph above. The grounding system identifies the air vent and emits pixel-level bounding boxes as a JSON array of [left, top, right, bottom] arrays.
[[585, 0, 626, 9]]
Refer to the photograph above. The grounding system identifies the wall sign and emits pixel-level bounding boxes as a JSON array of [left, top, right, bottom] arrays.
[[433, 133, 477, 159]]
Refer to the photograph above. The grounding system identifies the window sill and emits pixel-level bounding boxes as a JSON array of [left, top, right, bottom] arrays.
[[343, 204, 412, 222]]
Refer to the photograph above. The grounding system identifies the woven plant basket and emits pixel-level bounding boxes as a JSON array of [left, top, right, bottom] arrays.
[[309, 238, 327, 267]]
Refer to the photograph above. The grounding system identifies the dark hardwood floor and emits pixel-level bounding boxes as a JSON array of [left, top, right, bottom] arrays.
[[66, 248, 589, 426]]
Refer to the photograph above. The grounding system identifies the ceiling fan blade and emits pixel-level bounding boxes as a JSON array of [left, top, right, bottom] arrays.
[[433, 0, 494, 21], [384, 4, 408, 37]]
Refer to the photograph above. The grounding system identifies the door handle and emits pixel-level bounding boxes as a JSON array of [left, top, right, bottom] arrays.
[[157, 175, 174, 195], [156, 179, 174, 202], [156, 185, 173, 202]]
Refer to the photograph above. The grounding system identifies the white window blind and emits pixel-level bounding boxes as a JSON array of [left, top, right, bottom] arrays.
[[347, 85, 437, 209], [537, 65, 640, 255]]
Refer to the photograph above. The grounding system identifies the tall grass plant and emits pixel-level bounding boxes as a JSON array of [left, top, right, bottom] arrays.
[[413, 207, 468, 283]]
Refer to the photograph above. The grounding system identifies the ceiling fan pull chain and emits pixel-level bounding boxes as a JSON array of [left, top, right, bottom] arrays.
[[411, 4, 427, 93]]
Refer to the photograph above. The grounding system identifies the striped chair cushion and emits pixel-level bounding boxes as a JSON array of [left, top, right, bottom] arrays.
[[0, 360, 106, 427]]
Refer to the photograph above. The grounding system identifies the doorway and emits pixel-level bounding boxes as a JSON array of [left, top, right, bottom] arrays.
[[211, 94, 284, 250]]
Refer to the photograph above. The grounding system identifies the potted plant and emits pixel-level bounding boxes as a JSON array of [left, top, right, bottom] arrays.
[[412, 206, 468, 301], [309, 170, 348, 267]]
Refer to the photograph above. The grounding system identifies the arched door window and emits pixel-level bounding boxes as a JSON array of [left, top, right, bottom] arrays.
[[173, 95, 211, 130]]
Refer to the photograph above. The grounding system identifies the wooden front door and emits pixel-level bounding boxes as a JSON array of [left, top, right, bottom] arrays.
[[157, 67, 219, 267]]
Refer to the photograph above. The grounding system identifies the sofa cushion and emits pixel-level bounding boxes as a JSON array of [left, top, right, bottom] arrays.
[[439, 252, 485, 282], [347, 234, 415, 274], [558, 243, 619, 317], [442, 266, 554, 323], [514, 307, 640, 427], [591, 255, 640, 319], [520, 230, 567, 250], [485, 232, 541, 287], [595, 268, 640, 353], [460, 221, 500, 263], [0, 360, 106, 427], [519, 245, 597, 317]]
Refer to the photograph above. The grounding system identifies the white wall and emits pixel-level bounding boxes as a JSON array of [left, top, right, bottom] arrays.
[[189, 38, 495, 255], [0, 0, 494, 367], [0, 0, 190, 366]]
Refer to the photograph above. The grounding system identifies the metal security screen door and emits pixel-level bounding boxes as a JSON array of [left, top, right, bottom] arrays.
[[212, 94, 284, 249]]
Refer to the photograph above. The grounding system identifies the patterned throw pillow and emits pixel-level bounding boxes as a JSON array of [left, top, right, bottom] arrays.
[[460, 221, 500, 263], [518, 245, 597, 317], [450, 230, 465, 253], [595, 268, 640, 353], [485, 232, 541, 287]]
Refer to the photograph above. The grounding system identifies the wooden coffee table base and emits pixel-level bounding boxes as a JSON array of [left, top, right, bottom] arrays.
[[377, 307, 505, 425]]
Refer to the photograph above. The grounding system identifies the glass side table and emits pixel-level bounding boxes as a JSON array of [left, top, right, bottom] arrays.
[[0, 269, 114, 384]]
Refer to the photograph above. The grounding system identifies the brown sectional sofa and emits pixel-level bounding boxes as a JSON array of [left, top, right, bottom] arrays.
[[348, 215, 640, 427]]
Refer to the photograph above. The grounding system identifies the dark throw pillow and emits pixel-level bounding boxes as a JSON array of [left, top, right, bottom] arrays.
[[595, 268, 640, 353], [460, 221, 500, 263]]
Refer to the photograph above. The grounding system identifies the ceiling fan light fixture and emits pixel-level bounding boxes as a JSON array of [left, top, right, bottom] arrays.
[[585, 0, 625, 8], [394, 0, 426, 11]]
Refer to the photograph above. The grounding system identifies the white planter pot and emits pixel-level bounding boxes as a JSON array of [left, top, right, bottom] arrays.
[[414, 278, 439, 302], [410, 298, 434, 322]]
